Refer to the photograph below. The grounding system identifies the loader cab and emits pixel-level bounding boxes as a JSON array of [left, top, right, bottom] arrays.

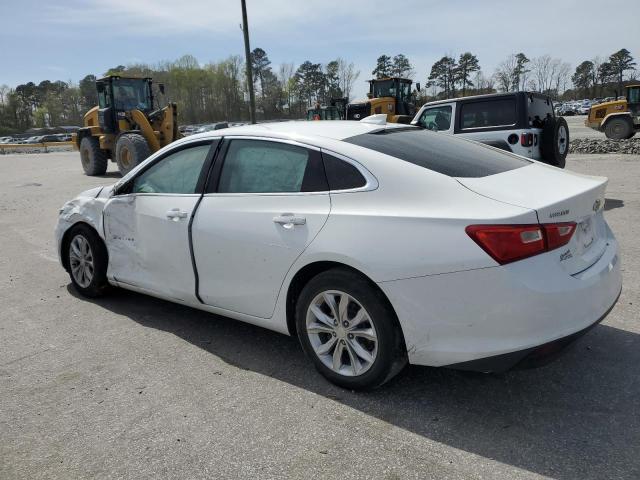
[[368, 78, 415, 116], [96, 76, 154, 133], [627, 85, 640, 119]]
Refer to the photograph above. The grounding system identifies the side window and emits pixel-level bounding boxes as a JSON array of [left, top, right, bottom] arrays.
[[322, 154, 366, 190], [132, 144, 211, 194], [460, 98, 517, 129], [217, 140, 327, 193], [417, 105, 452, 131]]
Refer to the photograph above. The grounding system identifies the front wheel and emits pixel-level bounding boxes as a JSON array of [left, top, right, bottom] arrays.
[[64, 224, 110, 297], [296, 269, 407, 390], [115, 133, 151, 176], [604, 117, 634, 140]]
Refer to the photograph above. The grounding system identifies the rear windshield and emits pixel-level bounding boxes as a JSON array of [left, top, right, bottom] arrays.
[[528, 95, 554, 128], [344, 128, 530, 178]]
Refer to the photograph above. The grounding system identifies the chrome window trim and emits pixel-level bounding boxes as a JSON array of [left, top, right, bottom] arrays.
[[201, 135, 377, 197]]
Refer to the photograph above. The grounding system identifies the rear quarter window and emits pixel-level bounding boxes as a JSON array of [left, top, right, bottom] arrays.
[[322, 153, 366, 190], [344, 128, 530, 178], [460, 98, 517, 129]]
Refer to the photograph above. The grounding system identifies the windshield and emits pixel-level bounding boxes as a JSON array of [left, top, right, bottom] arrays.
[[112, 78, 151, 111], [370, 80, 395, 98]]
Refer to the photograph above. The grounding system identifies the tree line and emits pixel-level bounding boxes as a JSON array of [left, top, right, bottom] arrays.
[[0, 49, 360, 135], [0, 47, 636, 135], [417, 48, 636, 102]]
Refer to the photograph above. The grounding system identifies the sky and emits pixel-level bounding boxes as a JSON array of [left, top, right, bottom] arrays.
[[0, 0, 638, 98]]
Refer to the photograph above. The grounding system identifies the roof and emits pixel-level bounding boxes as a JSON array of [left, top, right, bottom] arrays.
[[367, 77, 413, 83], [421, 91, 549, 107], [186, 120, 414, 142]]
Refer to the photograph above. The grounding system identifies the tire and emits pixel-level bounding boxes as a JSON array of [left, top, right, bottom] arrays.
[[295, 268, 407, 390], [541, 117, 569, 168], [79, 136, 108, 176], [604, 117, 634, 140], [64, 224, 110, 298], [115, 133, 151, 176]]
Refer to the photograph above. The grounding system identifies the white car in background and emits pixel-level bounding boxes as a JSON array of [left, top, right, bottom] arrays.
[[56, 121, 621, 389]]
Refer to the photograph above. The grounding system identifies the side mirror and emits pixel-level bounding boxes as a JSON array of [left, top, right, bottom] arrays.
[[159, 83, 165, 95], [416, 83, 421, 92]]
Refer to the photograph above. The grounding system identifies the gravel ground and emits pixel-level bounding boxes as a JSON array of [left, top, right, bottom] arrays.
[[1, 152, 639, 480], [563, 115, 602, 140]]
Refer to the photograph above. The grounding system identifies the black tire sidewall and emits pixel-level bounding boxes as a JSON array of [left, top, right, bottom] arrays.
[[65, 224, 110, 297], [79, 137, 107, 176], [541, 117, 568, 168], [605, 118, 633, 140], [295, 269, 405, 390], [115, 133, 151, 176]]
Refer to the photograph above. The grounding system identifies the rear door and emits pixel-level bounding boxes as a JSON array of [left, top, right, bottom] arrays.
[[458, 163, 608, 274], [455, 96, 532, 157], [191, 137, 331, 318]]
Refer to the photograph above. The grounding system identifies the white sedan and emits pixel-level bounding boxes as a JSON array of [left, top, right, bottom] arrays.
[[56, 121, 621, 389]]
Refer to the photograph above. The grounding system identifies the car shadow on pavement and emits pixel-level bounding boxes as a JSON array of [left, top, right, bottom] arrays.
[[68, 285, 640, 480], [604, 198, 624, 211]]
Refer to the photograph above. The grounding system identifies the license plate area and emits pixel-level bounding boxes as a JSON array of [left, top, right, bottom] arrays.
[[575, 216, 595, 256]]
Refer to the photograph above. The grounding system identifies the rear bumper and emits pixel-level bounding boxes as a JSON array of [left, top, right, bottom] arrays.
[[445, 286, 620, 372], [378, 229, 622, 367]]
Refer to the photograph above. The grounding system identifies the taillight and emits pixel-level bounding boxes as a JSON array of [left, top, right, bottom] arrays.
[[543, 222, 576, 250], [520, 133, 533, 147], [466, 222, 576, 265]]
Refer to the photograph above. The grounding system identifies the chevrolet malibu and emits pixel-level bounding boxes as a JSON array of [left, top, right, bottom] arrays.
[[56, 121, 621, 389]]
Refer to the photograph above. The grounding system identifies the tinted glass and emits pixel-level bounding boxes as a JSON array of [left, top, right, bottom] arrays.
[[112, 78, 151, 111], [460, 98, 517, 129], [323, 154, 366, 190], [344, 128, 530, 178], [528, 95, 553, 128], [218, 140, 313, 193], [133, 144, 211, 194], [416, 105, 452, 131]]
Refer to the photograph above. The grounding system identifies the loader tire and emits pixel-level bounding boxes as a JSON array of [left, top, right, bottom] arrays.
[[604, 117, 633, 140], [115, 133, 151, 176], [79, 137, 108, 176]]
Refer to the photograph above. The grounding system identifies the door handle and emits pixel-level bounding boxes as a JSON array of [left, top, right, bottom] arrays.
[[166, 208, 189, 220], [273, 213, 306, 228]]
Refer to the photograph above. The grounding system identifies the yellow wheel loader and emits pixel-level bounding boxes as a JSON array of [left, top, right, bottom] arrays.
[[345, 77, 419, 123], [73, 75, 181, 176], [585, 84, 640, 139]]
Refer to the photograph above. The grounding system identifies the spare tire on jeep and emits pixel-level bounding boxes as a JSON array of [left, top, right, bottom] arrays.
[[541, 117, 569, 168]]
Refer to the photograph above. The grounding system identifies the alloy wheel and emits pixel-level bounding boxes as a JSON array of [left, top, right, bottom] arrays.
[[306, 290, 378, 376], [69, 234, 94, 288]]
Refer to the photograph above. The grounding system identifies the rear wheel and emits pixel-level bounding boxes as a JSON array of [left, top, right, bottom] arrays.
[[79, 136, 107, 176], [604, 117, 633, 140], [296, 269, 407, 390], [541, 117, 569, 168], [115, 133, 151, 176]]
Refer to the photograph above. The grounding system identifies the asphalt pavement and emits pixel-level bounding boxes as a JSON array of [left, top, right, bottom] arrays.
[[1, 151, 638, 479]]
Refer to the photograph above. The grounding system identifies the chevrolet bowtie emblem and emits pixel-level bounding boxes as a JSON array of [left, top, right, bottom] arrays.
[[593, 199, 602, 212]]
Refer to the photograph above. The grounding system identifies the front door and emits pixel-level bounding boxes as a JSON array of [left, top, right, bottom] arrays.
[[104, 141, 215, 301], [191, 138, 331, 319]]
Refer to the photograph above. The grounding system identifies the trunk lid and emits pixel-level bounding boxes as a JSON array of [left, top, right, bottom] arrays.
[[458, 163, 608, 275]]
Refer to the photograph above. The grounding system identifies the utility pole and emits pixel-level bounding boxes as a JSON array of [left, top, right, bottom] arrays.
[[241, 0, 256, 124]]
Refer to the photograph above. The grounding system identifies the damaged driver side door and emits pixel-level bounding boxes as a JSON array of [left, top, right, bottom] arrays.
[[103, 140, 218, 302]]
